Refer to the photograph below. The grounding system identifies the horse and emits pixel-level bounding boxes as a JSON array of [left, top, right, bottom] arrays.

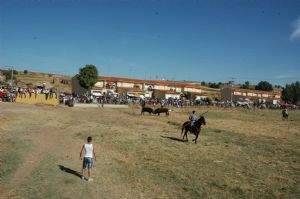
[[181, 116, 206, 144], [282, 109, 288, 120], [153, 108, 169, 116], [141, 107, 154, 115]]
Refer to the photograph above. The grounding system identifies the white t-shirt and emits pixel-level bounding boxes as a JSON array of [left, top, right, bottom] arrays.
[[84, 143, 93, 158]]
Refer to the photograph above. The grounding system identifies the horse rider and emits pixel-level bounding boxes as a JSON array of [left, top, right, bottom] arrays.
[[282, 108, 288, 120], [189, 110, 198, 132], [141, 99, 146, 108]]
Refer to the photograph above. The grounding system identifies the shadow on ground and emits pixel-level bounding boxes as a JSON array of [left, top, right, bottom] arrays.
[[161, 135, 186, 142], [58, 165, 82, 178]]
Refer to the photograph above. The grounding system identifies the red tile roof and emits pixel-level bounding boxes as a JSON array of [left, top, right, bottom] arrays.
[[154, 90, 181, 94], [117, 87, 144, 92], [229, 88, 281, 95], [98, 76, 200, 88]]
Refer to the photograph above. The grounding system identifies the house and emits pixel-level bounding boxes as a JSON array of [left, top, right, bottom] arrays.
[[221, 87, 281, 104], [72, 75, 214, 99]]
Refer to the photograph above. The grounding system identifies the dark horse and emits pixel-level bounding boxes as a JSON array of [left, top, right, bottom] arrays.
[[153, 108, 169, 116], [181, 116, 206, 143], [141, 107, 154, 115]]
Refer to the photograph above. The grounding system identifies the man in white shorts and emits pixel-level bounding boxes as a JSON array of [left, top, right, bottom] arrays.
[[80, 136, 96, 181]]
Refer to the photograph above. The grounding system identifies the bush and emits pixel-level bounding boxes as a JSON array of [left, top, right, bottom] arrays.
[[255, 81, 273, 91]]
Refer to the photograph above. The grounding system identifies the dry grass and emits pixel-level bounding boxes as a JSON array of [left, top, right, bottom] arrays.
[[0, 103, 299, 198]]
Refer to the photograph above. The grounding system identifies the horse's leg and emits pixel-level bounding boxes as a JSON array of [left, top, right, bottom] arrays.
[[194, 134, 198, 144], [184, 130, 188, 142]]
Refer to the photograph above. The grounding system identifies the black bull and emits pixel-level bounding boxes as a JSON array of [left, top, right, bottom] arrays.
[[181, 116, 206, 143], [141, 107, 154, 115], [153, 108, 169, 116]]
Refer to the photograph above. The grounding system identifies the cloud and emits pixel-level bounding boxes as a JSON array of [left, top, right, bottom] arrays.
[[274, 72, 300, 80], [290, 16, 300, 41]]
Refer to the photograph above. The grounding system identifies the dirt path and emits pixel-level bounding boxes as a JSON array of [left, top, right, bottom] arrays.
[[0, 104, 140, 198], [0, 104, 76, 198]]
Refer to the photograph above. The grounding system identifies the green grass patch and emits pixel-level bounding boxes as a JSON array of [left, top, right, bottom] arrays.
[[74, 131, 102, 141], [17, 155, 95, 199], [105, 127, 300, 198], [0, 138, 32, 182], [167, 120, 181, 128], [202, 128, 300, 198]]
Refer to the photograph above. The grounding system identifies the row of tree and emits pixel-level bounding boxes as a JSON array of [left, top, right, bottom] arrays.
[[282, 81, 300, 105], [205, 80, 279, 90], [239, 80, 300, 104]]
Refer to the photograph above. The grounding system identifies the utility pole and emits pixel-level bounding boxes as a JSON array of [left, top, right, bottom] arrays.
[[229, 77, 236, 103], [11, 66, 14, 88]]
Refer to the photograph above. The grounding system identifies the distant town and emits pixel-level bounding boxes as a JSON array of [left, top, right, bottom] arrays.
[[1, 67, 293, 108]]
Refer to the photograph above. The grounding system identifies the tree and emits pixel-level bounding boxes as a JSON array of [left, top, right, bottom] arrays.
[[0, 69, 17, 81], [208, 82, 220, 89], [282, 81, 300, 105], [181, 91, 192, 100], [255, 81, 273, 91], [24, 70, 28, 74], [228, 80, 234, 85], [77, 64, 99, 89], [240, 81, 250, 89]]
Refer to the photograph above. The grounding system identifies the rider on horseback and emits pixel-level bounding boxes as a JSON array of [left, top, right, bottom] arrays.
[[189, 110, 198, 132], [282, 108, 289, 120]]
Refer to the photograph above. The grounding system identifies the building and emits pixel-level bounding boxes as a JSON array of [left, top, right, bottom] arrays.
[[221, 87, 281, 104], [72, 75, 213, 99], [72, 75, 89, 94]]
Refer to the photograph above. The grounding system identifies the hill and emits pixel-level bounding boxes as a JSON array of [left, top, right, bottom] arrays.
[[14, 71, 72, 93]]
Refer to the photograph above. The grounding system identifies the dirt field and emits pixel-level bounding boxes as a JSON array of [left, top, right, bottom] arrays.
[[0, 103, 299, 199]]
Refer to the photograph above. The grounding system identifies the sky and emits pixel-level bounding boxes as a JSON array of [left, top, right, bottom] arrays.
[[0, 0, 300, 86]]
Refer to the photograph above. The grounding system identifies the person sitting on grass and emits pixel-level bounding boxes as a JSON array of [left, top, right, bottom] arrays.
[[80, 136, 96, 181]]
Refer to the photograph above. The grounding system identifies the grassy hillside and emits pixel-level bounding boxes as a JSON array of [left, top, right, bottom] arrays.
[[14, 71, 72, 93]]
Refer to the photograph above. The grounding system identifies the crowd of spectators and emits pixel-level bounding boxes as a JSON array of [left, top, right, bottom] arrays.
[[0, 85, 58, 102], [59, 93, 130, 106], [0, 85, 15, 102], [2, 85, 298, 110]]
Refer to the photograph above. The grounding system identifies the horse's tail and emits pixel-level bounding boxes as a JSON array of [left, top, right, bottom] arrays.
[[181, 123, 187, 136]]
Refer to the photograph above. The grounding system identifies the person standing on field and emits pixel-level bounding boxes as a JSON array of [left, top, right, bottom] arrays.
[[80, 136, 96, 181]]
